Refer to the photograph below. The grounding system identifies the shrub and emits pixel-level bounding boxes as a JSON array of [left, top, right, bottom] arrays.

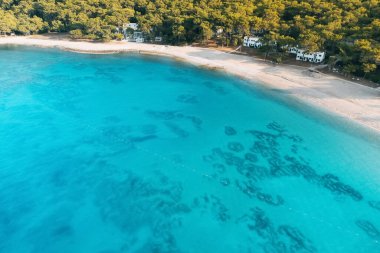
[[69, 29, 83, 39]]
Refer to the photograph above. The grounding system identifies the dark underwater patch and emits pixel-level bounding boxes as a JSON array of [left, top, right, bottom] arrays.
[[192, 195, 230, 222], [368, 201, 380, 211], [225, 126, 237, 136], [203, 121, 364, 207], [356, 220, 380, 240], [240, 207, 316, 253]]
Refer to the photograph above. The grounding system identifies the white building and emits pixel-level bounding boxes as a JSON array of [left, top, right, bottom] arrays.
[[314, 52, 326, 63], [123, 23, 139, 31], [243, 36, 262, 48], [133, 31, 144, 42], [135, 37, 144, 43], [296, 51, 325, 63], [122, 31, 144, 42], [288, 47, 299, 54], [290, 47, 325, 63], [121, 23, 141, 41]]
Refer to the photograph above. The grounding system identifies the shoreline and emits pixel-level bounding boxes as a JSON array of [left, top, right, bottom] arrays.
[[1, 35, 380, 135]]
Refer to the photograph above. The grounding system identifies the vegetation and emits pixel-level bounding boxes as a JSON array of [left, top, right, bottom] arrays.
[[0, 0, 379, 81]]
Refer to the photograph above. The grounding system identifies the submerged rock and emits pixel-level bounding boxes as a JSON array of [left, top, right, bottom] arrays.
[[243, 208, 316, 253], [129, 134, 157, 143], [237, 163, 269, 181], [187, 115, 202, 130], [224, 126, 237, 136], [165, 122, 189, 138], [202, 81, 228, 95], [192, 195, 231, 222], [227, 142, 244, 152], [369, 201, 380, 211], [278, 225, 317, 253], [256, 192, 284, 206], [356, 219, 380, 239], [244, 152, 258, 163], [321, 173, 363, 201], [267, 121, 286, 135], [287, 134, 303, 143]]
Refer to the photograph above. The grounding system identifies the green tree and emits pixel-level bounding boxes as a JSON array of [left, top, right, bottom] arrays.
[[0, 10, 17, 33]]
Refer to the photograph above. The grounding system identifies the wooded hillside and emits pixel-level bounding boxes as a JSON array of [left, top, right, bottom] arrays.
[[0, 0, 379, 81]]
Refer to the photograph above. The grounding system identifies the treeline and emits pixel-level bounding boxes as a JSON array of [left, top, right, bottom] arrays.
[[0, 0, 379, 81]]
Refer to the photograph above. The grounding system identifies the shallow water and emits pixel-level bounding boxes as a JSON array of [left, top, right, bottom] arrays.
[[0, 46, 379, 253]]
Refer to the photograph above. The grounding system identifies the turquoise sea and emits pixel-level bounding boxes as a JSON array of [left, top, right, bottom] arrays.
[[0, 46, 379, 253]]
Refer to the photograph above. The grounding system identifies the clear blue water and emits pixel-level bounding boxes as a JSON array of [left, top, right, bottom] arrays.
[[0, 46, 380, 253]]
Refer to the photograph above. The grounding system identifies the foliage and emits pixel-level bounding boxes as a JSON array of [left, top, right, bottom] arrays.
[[0, 0, 379, 79]]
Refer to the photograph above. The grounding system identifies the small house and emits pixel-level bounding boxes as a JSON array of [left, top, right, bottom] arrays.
[[135, 37, 144, 43], [314, 52, 326, 63], [124, 23, 139, 31], [122, 23, 139, 39], [295, 49, 325, 63], [288, 47, 299, 54], [133, 31, 143, 40], [243, 36, 262, 48]]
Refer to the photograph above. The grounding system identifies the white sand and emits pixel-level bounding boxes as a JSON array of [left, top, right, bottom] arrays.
[[1, 35, 380, 133]]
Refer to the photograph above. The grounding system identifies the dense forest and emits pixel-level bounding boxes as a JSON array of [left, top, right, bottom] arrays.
[[0, 0, 379, 82]]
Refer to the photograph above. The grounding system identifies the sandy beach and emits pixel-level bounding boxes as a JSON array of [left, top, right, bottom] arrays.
[[1, 35, 379, 133]]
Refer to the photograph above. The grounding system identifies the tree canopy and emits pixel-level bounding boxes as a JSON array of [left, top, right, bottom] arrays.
[[0, 0, 379, 81]]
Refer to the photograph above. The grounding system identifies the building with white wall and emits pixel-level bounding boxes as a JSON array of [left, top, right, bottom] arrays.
[[121, 23, 144, 42], [290, 47, 325, 63], [123, 23, 139, 31], [243, 36, 262, 48], [296, 51, 325, 63], [288, 47, 298, 54]]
